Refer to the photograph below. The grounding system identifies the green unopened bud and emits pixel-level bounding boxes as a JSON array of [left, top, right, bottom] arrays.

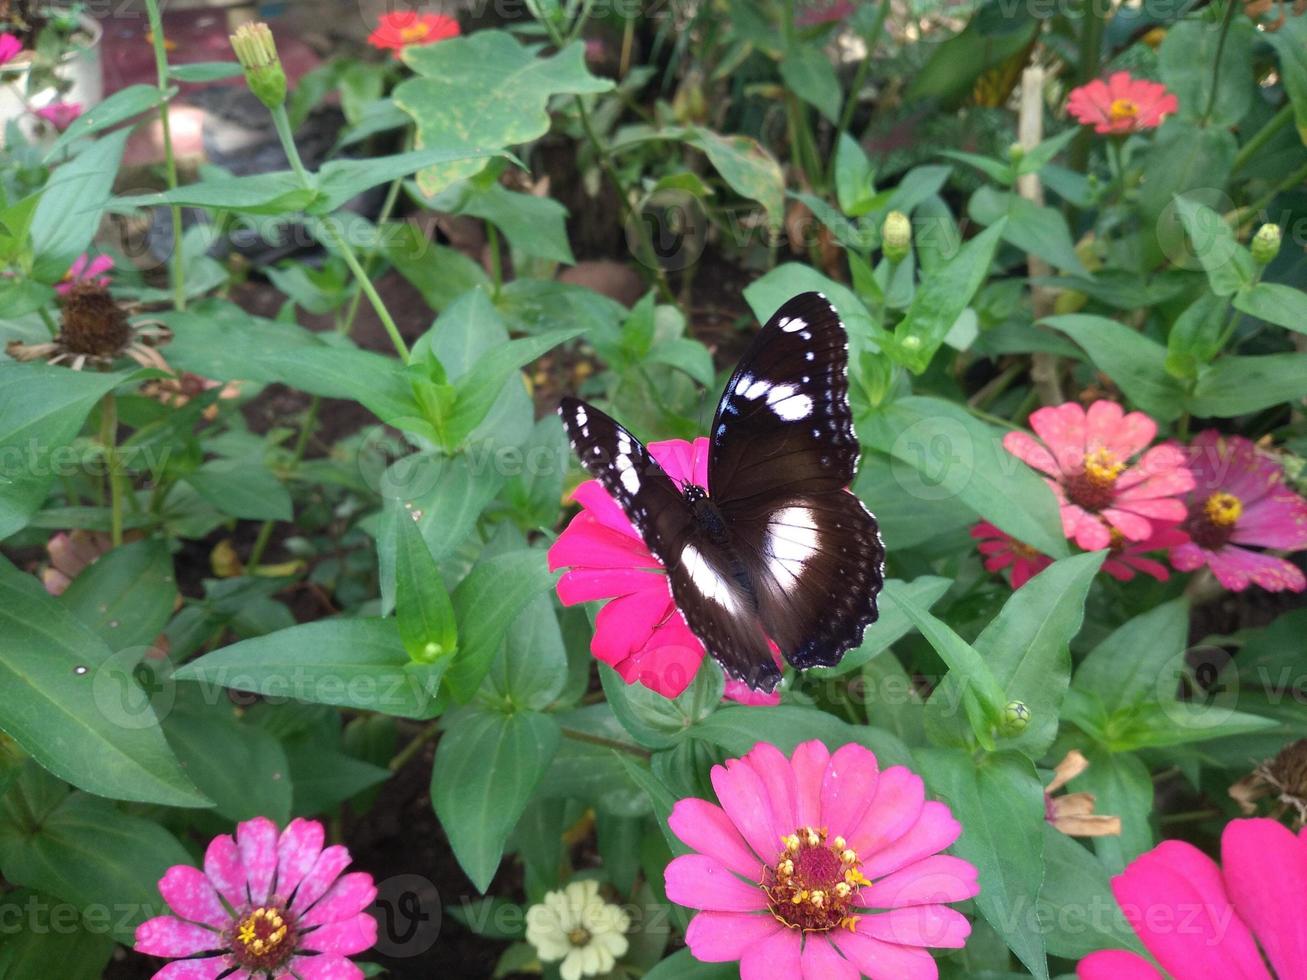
[[1008, 142, 1025, 165], [1251, 223, 1282, 265], [1000, 699, 1031, 735], [230, 22, 286, 110], [882, 210, 911, 262]]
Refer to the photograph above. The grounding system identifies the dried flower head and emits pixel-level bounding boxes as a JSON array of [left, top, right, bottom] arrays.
[[1230, 738, 1307, 828]]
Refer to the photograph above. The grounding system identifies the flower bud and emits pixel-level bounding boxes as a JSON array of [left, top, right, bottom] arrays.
[[1001, 699, 1031, 735], [1007, 142, 1025, 165], [882, 211, 911, 262], [230, 22, 286, 110], [1251, 223, 1282, 265]]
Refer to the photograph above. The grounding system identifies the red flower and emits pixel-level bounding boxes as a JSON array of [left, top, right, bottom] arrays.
[[1003, 401, 1194, 551], [1170, 431, 1307, 592], [1102, 522, 1188, 583], [34, 101, 82, 132], [970, 522, 1052, 589], [548, 437, 780, 705], [367, 11, 459, 56], [1067, 72, 1178, 135]]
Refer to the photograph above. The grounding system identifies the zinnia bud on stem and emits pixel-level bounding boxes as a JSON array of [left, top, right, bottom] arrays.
[[1000, 699, 1031, 735], [230, 22, 286, 110], [882, 211, 911, 263], [1251, 223, 1282, 265]]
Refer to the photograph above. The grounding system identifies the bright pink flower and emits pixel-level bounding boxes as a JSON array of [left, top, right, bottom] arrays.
[[548, 437, 780, 704], [56, 253, 113, 296], [0, 33, 22, 66], [970, 521, 1052, 588], [35, 101, 82, 131], [134, 816, 377, 980], [1102, 522, 1189, 583], [367, 11, 459, 56], [1003, 401, 1194, 551], [1078, 818, 1307, 980], [1170, 431, 1307, 592], [665, 740, 978, 977], [1067, 72, 1178, 135]]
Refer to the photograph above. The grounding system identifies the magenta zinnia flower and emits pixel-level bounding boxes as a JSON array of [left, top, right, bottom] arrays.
[[57, 253, 114, 296], [1079, 818, 1307, 979], [1169, 431, 1307, 592], [1067, 72, 1178, 135], [970, 521, 1052, 588], [664, 740, 977, 977], [1101, 522, 1188, 583], [134, 816, 377, 980], [548, 436, 780, 705], [1003, 401, 1194, 551], [35, 101, 83, 132], [0, 33, 22, 66]]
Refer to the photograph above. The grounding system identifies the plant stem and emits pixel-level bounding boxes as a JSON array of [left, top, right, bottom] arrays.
[[486, 220, 503, 298], [99, 393, 125, 546], [247, 396, 319, 569], [269, 103, 314, 187], [1202, 1, 1238, 126], [559, 726, 651, 759], [1232, 104, 1293, 175], [388, 719, 441, 771], [338, 130, 410, 337], [142, 0, 185, 311], [1232, 160, 1307, 229]]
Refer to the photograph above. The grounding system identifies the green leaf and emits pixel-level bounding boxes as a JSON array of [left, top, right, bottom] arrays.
[[44, 85, 165, 159], [970, 189, 1087, 275], [1139, 124, 1236, 268], [1233, 282, 1307, 335], [811, 576, 953, 677], [1189, 352, 1307, 417], [1173, 196, 1256, 297], [1016, 127, 1080, 176], [644, 949, 737, 980], [484, 595, 568, 711], [395, 31, 613, 195], [452, 183, 574, 264], [1166, 293, 1227, 378], [917, 748, 1049, 980], [162, 710, 292, 823], [30, 129, 130, 281], [0, 557, 207, 807], [309, 145, 491, 216], [185, 460, 292, 521], [59, 539, 176, 652], [1040, 826, 1145, 958], [890, 221, 1005, 372], [173, 618, 446, 718], [501, 414, 568, 528], [394, 506, 458, 664], [444, 550, 557, 702], [1101, 701, 1279, 750], [685, 128, 786, 230], [0, 889, 114, 980], [0, 792, 190, 943], [382, 223, 490, 311], [942, 149, 1015, 185], [859, 395, 1069, 559], [602, 659, 723, 750], [1073, 598, 1189, 712], [690, 703, 912, 767], [1267, 16, 1307, 144], [1074, 747, 1156, 875], [834, 132, 876, 217], [1159, 17, 1253, 129], [930, 552, 1103, 756], [117, 170, 318, 217], [779, 44, 841, 121], [432, 708, 561, 892], [743, 264, 878, 354], [282, 736, 390, 816], [1041, 315, 1186, 422]]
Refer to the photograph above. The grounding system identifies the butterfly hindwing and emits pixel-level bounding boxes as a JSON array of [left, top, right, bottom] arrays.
[[557, 397, 779, 690]]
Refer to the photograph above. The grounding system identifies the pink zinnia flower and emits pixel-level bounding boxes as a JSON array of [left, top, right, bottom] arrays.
[[971, 521, 1052, 588], [665, 740, 978, 977], [1170, 431, 1307, 592], [56, 253, 114, 296], [1067, 72, 1178, 135], [0, 33, 22, 66], [134, 816, 377, 980], [1079, 818, 1307, 980], [35, 101, 83, 131], [1101, 522, 1188, 583], [1003, 401, 1194, 551], [548, 437, 780, 705]]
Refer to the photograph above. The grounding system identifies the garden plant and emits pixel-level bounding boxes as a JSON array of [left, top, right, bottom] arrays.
[[2, 0, 1307, 978]]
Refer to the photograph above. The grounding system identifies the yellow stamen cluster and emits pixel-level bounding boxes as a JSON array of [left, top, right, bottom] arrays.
[[236, 907, 288, 955], [1108, 98, 1140, 121], [401, 22, 432, 42], [228, 904, 297, 971], [763, 828, 871, 933], [1066, 447, 1127, 512], [1083, 448, 1126, 485], [1204, 492, 1243, 527]]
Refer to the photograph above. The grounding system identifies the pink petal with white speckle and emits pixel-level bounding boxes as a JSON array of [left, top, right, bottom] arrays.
[[134, 916, 224, 958], [275, 818, 325, 900], [299, 872, 377, 928], [236, 817, 279, 905], [298, 913, 378, 955], [158, 865, 230, 929]]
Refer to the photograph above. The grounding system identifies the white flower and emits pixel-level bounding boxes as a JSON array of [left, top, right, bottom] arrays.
[[525, 880, 630, 980]]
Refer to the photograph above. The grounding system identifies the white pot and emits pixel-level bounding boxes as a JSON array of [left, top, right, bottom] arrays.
[[0, 12, 104, 147]]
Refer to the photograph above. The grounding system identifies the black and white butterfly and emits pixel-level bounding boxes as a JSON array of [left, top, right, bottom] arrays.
[[559, 292, 884, 692]]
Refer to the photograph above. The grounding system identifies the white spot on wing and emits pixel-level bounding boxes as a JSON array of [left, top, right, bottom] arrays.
[[780, 316, 807, 333], [620, 467, 640, 495], [767, 506, 820, 589], [681, 544, 740, 612], [743, 379, 770, 401], [766, 384, 813, 421], [574, 406, 588, 426]]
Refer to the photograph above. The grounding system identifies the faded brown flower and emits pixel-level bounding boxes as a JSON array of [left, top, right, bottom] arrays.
[[1045, 749, 1123, 838], [1231, 738, 1307, 828]]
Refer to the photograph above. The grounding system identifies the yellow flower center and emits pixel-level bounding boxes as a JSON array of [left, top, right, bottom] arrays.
[[1066, 448, 1125, 512], [229, 905, 296, 971], [1204, 492, 1243, 527], [400, 22, 432, 42], [763, 827, 870, 933], [568, 926, 592, 947], [1108, 98, 1139, 121]]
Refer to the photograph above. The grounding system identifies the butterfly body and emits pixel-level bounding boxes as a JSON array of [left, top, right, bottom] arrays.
[[559, 292, 884, 691]]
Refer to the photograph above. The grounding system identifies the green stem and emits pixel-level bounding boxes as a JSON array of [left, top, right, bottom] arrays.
[[37, 306, 58, 337], [1233, 160, 1307, 229], [1070, 0, 1107, 173], [1232, 104, 1294, 175], [248, 396, 319, 569], [338, 129, 410, 336], [486, 220, 503, 298], [99, 393, 125, 547], [269, 103, 314, 187], [560, 726, 651, 760], [143, 0, 185, 311], [1202, 1, 1238, 126], [389, 720, 441, 771]]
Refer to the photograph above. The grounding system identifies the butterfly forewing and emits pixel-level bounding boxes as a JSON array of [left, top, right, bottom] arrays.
[[557, 397, 779, 690]]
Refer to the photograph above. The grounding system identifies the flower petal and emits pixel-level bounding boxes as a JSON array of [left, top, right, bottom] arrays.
[[298, 913, 377, 956], [1220, 818, 1307, 979], [830, 928, 939, 980], [203, 833, 246, 909], [669, 798, 767, 878], [236, 817, 279, 905], [275, 818, 325, 901], [801, 935, 860, 980], [855, 905, 971, 949], [848, 766, 926, 859], [859, 855, 979, 909], [819, 743, 880, 839], [1076, 949, 1166, 980], [746, 742, 801, 836], [300, 873, 377, 928], [285, 953, 365, 980], [665, 854, 768, 912], [791, 740, 830, 828], [158, 866, 229, 929], [861, 802, 961, 880], [712, 758, 786, 865], [291, 846, 353, 915], [149, 959, 238, 980], [1003, 431, 1062, 477], [134, 916, 224, 958], [556, 566, 665, 604], [1029, 402, 1087, 469], [1207, 544, 1306, 593], [739, 921, 803, 980], [684, 911, 782, 962]]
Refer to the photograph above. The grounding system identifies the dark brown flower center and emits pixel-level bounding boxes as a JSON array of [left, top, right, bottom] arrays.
[[1265, 738, 1307, 803], [227, 904, 297, 971], [59, 283, 131, 357], [762, 827, 869, 933], [1187, 491, 1242, 550], [1063, 448, 1125, 512]]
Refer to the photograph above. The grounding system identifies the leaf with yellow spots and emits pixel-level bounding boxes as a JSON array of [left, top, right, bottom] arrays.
[[394, 30, 613, 196]]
